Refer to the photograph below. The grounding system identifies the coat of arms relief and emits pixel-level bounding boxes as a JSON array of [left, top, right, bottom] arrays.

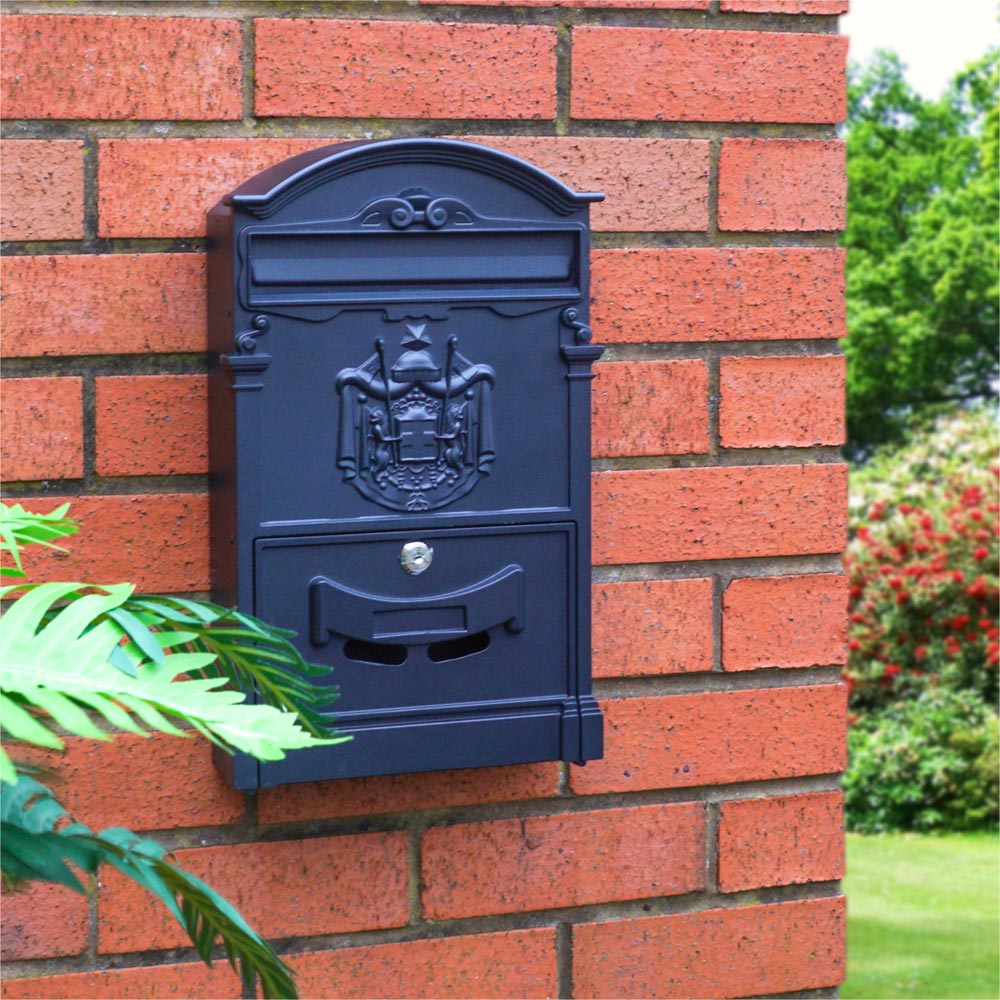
[[335, 322, 496, 512]]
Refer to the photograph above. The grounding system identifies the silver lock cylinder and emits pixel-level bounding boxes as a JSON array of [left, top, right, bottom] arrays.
[[400, 541, 433, 575]]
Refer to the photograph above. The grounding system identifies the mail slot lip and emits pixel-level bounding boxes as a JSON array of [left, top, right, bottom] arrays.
[[239, 225, 584, 308], [309, 564, 526, 647], [372, 606, 466, 640], [255, 521, 575, 554]]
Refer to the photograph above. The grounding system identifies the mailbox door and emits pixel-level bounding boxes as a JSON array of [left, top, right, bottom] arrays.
[[252, 524, 590, 785]]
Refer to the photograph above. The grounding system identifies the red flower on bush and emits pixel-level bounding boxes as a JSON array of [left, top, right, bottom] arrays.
[[845, 408, 999, 712]]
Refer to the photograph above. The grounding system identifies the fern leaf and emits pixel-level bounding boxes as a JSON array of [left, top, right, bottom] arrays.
[[22, 586, 343, 743], [17, 687, 110, 742], [0, 502, 77, 572], [0, 694, 66, 749], [0, 750, 17, 785], [2, 825, 90, 892], [120, 596, 341, 739], [1, 582, 346, 763], [1, 775, 297, 999], [106, 607, 167, 663]]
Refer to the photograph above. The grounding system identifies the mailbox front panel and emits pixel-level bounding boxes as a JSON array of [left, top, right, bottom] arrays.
[[252, 305, 573, 525], [209, 139, 604, 788]]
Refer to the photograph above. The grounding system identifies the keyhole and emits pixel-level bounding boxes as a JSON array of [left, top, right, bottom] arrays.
[[401, 541, 433, 575]]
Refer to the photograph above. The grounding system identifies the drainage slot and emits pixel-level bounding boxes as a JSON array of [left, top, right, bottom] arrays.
[[344, 639, 407, 666], [428, 631, 491, 663]]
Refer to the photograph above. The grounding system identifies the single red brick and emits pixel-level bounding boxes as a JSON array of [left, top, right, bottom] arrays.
[[422, 802, 704, 919], [718, 139, 846, 232], [723, 573, 848, 671], [255, 19, 556, 119], [569, 685, 846, 794], [468, 136, 710, 233], [718, 791, 845, 892], [592, 579, 714, 677], [98, 137, 710, 238], [1, 140, 83, 240], [0, 962, 240, 1000], [17, 733, 245, 833], [573, 29, 846, 123], [95, 375, 207, 477], [592, 464, 847, 565], [289, 928, 558, 999], [98, 138, 324, 238], [721, 0, 848, 11], [0, 882, 88, 961], [258, 761, 557, 824], [574, 896, 846, 998], [99, 833, 409, 953], [720, 354, 846, 447], [1, 16, 242, 120], [590, 247, 846, 343], [13, 494, 208, 592], [0, 377, 83, 481], [592, 361, 709, 457], [0, 254, 206, 357]]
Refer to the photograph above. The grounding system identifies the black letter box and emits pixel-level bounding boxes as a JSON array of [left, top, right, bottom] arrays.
[[208, 139, 604, 788]]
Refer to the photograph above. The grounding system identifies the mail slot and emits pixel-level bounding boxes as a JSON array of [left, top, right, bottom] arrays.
[[208, 138, 605, 788]]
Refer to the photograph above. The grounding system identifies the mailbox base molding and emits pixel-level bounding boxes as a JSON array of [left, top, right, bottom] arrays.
[[215, 695, 603, 790]]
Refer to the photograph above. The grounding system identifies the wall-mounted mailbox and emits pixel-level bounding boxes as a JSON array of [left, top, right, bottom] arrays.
[[208, 138, 604, 788]]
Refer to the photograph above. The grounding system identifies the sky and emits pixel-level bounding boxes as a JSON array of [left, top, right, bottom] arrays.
[[840, 0, 999, 98]]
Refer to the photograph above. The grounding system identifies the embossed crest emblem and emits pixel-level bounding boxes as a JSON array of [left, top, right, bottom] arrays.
[[335, 323, 496, 512]]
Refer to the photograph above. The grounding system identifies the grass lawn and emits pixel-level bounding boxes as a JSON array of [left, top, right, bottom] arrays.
[[842, 831, 1000, 999]]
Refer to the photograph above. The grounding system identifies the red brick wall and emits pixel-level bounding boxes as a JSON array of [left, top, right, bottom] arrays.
[[0, 2, 848, 997]]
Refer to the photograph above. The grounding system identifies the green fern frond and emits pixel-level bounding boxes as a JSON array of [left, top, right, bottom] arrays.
[[20, 587, 341, 741], [0, 502, 77, 575], [0, 582, 348, 766], [1, 775, 296, 999], [122, 596, 340, 739], [0, 504, 349, 1000]]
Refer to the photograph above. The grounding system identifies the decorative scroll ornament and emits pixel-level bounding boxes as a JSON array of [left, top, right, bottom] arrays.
[[360, 188, 476, 230], [335, 322, 496, 512], [560, 306, 592, 344], [234, 314, 270, 355]]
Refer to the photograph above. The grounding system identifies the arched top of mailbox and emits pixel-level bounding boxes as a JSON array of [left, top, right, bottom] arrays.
[[224, 138, 604, 219]]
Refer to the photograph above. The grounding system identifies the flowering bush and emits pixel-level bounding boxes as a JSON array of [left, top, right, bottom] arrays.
[[845, 405, 999, 712], [845, 688, 998, 833], [844, 404, 999, 831]]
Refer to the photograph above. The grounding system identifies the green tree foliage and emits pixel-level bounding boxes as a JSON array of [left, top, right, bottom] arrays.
[[844, 49, 999, 451], [0, 503, 349, 998]]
